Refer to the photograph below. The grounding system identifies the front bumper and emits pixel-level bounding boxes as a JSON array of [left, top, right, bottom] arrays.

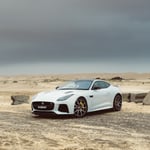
[[31, 101, 70, 115]]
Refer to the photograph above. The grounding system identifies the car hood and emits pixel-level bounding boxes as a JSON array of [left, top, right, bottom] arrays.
[[32, 90, 86, 102]]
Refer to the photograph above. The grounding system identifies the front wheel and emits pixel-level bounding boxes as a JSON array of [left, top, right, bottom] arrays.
[[113, 94, 122, 111], [74, 98, 88, 118]]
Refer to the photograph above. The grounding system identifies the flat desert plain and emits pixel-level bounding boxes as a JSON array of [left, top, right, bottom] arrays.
[[0, 73, 150, 150]]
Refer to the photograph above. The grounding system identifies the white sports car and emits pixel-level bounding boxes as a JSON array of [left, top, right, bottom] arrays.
[[31, 79, 122, 117]]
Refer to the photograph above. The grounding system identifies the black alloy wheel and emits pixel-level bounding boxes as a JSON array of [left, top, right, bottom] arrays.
[[74, 98, 88, 118], [113, 94, 122, 111]]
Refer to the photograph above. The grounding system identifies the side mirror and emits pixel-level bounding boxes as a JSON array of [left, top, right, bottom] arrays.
[[56, 86, 59, 89]]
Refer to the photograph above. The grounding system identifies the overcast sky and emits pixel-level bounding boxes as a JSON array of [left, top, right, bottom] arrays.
[[0, 0, 150, 75]]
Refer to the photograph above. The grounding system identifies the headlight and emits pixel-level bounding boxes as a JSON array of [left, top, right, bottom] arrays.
[[57, 94, 74, 101]]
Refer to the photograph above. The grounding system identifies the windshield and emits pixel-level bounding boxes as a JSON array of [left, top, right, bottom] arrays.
[[58, 80, 93, 90]]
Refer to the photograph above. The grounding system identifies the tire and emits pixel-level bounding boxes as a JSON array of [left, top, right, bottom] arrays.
[[74, 97, 88, 118], [113, 94, 122, 111]]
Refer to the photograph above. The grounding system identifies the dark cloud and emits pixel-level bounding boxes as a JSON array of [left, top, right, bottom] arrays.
[[0, 0, 150, 73]]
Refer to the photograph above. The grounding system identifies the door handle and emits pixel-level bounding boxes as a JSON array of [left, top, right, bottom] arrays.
[[89, 95, 93, 98]]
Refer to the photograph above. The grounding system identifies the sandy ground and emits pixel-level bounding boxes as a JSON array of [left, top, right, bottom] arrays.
[[0, 73, 150, 150]]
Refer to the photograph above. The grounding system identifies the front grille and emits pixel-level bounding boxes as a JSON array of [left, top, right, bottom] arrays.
[[32, 101, 54, 110]]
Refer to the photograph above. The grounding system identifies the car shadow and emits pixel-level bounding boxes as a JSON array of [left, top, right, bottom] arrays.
[[32, 109, 114, 120]]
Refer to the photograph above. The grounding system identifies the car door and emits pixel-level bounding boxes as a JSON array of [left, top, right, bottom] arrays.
[[90, 81, 112, 111]]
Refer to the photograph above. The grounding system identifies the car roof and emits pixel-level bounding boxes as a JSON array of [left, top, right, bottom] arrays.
[[74, 79, 105, 82]]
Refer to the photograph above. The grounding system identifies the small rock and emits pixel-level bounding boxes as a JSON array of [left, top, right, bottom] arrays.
[[111, 77, 123, 81], [11, 95, 30, 105], [143, 92, 150, 105]]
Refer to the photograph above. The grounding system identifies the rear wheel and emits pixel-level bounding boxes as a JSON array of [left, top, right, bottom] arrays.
[[113, 94, 122, 111], [74, 97, 87, 118]]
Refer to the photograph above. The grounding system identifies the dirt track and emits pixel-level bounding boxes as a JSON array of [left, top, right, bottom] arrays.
[[0, 102, 150, 150]]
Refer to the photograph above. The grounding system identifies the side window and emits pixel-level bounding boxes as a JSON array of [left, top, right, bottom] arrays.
[[101, 81, 110, 88], [92, 81, 110, 90], [92, 81, 101, 90]]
